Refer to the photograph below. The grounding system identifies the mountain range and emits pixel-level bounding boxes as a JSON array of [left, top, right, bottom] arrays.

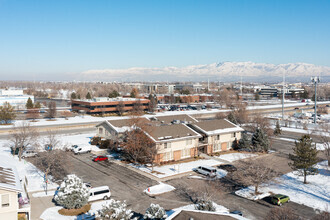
[[80, 62, 330, 82]]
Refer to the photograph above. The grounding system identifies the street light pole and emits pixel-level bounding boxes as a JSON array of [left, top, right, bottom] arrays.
[[311, 76, 320, 124], [282, 72, 285, 120]]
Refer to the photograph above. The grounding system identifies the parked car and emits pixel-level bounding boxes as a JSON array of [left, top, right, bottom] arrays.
[[271, 194, 290, 206], [68, 145, 79, 151], [93, 156, 108, 162], [230, 210, 243, 216], [88, 186, 111, 202], [73, 146, 92, 155], [21, 150, 38, 158], [193, 165, 217, 177], [218, 164, 237, 172]]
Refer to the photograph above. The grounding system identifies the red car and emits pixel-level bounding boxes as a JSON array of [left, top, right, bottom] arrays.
[[93, 156, 108, 162]]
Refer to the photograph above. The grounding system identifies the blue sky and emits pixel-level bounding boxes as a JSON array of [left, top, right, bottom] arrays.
[[0, 0, 329, 80]]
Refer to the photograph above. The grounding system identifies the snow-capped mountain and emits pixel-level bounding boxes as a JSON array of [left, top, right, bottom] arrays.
[[80, 62, 330, 82]]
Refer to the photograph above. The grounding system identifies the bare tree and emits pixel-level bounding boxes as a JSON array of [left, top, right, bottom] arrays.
[[317, 124, 330, 166], [123, 116, 155, 164], [46, 101, 57, 119], [132, 99, 143, 115], [10, 121, 39, 161], [33, 131, 70, 194], [116, 101, 125, 116], [265, 207, 299, 220], [312, 211, 330, 220], [230, 158, 278, 194]]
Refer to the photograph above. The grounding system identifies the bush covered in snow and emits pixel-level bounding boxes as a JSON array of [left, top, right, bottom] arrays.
[[194, 198, 216, 212], [97, 199, 135, 220], [144, 203, 167, 220], [54, 174, 89, 209]]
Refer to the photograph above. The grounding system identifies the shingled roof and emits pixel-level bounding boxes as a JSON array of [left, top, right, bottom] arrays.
[[147, 124, 201, 142], [190, 119, 244, 136]]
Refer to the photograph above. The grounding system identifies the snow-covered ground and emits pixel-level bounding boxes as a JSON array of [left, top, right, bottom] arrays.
[[0, 140, 58, 193], [144, 182, 175, 196], [32, 190, 56, 198], [131, 159, 222, 179], [217, 152, 257, 162], [40, 199, 109, 220], [236, 161, 330, 211]]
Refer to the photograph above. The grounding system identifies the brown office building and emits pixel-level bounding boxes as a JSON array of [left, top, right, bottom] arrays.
[[71, 97, 150, 114]]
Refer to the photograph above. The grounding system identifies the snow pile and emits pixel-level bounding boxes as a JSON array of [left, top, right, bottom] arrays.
[[218, 153, 257, 162], [167, 202, 229, 216], [32, 190, 56, 198], [132, 159, 222, 178], [144, 182, 175, 196], [235, 161, 330, 211]]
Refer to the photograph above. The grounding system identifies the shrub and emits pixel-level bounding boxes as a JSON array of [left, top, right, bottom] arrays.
[[54, 174, 89, 209], [97, 199, 134, 220], [99, 140, 111, 149], [58, 204, 91, 216], [91, 136, 101, 145], [144, 204, 167, 220], [195, 198, 216, 212]]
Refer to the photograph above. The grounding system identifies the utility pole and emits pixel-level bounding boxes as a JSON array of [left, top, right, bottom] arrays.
[[282, 72, 285, 120], [311, 76, 320, 124]]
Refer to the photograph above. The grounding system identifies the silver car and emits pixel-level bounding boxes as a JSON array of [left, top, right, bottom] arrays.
[[193, 165, 217, 177], [22, 150, 38, 158]]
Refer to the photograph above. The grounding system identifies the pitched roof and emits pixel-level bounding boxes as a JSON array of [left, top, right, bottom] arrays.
[[146, 124, 201, 142], [0, 161, 22, 192], [148, 114, 198, 124], [191, 119, 244, 136]]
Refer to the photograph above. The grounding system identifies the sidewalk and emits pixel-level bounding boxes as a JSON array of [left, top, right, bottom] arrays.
[[29, 191, 55, 220]]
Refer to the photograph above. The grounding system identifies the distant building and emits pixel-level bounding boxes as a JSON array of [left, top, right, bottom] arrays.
[[71, 97, 150, 114], [0, 89, 34, 109]]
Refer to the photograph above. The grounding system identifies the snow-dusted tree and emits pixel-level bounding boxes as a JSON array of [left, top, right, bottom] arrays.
[[195, 198, 216, 212], [273, 121, 281, 136], [289, 135, 318, 184], [251, 128, 270, 152], [54, 174, 89, 209], [97, 199, 134, 220], [227, 112, 238, 125], [144, 204, 167, 220]]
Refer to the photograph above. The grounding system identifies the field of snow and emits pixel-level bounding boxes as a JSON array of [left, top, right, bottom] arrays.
[[144, 182, 175, 196], [131, 159, 222, 179], [217, 153, 257, 162], [235, 161, 330, 211]]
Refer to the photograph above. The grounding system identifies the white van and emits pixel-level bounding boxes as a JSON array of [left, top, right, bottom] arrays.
[[21, 150, 38, 158], [193, 165, 217, 177], [73, 146, 92, 154], [88, 186, 111, 202]]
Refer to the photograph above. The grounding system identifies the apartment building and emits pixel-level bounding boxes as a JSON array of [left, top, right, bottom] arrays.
[[96, 114, 244, 164], [0, 162, 30, 220], [189, 119, 244, 154]]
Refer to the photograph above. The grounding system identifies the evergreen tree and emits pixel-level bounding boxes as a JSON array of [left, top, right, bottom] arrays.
[[71, 92, 77, 99], [86, 92, 92, 99], [0, 102, 16, 124], [195, 198, 216, 212], [300, 89, 309, 99], [251, 128, 270, 152], [26, 98, 34, 109], [54, 174, 89, 209], [238, 132, 251, 149], [289, 135, 318, 184], [254, 92, 260, 101], [274, 121, 281, 136], [227, 112, 238, 125], [34, 102, 41, 109], [108, 90, 120, 98], [144, 204, 167, 220], [130, 88, 139, 98], [77, 94, 81, 99], [97, 199, 134, 220]]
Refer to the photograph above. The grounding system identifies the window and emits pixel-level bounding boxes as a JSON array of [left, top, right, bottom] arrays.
[[164, 152, 173, 161], [216, 135, 220, 140], [1, 194, 9, 207], [164, 142, 171, 149], [181, 148, 190, 158], [94, 190, 110, 196], [98, 128, 103, 134], [231, 133, 236, 138], [213, 143, 221, 152], [186, 139, 192, 145]]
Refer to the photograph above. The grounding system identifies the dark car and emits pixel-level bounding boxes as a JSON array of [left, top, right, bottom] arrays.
[[218, 164, 237, 172], [230, 210, 243, 216], [93, 156, 108, 162]]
